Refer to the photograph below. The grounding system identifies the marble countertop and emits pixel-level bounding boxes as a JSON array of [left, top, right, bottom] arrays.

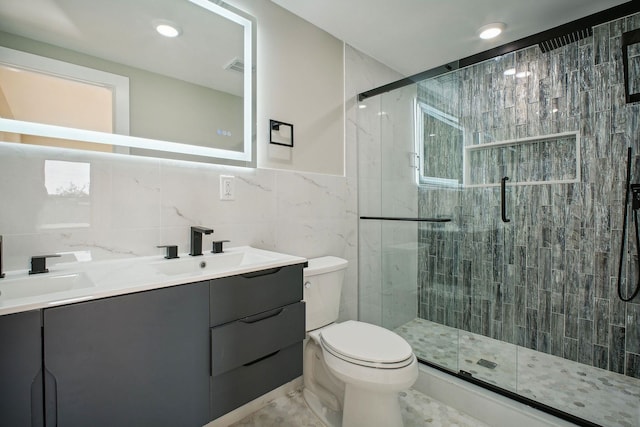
[[0, 246, 307, 316]]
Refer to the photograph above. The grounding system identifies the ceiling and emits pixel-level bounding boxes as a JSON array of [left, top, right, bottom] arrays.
[[271, 0, 630, 77]]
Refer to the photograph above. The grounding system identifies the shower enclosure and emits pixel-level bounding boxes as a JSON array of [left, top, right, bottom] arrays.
[[357, 11, 640, 427]]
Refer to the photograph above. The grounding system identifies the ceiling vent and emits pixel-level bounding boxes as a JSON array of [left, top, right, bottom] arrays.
[[224, 58, 244, 73]]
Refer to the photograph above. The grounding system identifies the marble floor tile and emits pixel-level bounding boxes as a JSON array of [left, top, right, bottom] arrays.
[[231, 388, 488, 427]]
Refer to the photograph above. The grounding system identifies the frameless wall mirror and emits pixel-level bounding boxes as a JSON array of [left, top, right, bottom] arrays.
[[622, 28, 640, 104], [0, 0, 255, 165]]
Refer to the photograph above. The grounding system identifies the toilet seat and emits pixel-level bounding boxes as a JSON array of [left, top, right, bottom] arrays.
[[319, 320, 414, 369]]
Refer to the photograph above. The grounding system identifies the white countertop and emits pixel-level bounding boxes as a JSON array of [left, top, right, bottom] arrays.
[[0, 246, 307, 316]]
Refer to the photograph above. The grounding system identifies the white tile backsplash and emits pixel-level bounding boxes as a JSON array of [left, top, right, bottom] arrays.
[[0, 144, 354, 289]]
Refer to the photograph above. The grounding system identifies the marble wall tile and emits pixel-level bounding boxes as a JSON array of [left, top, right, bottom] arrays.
[[594, 298, 610, 347], [627, 303, 640, 354], [593, 344, 608, 370], [594, 24, 610, 66], [594, 64, 612, 112], [626, 352, 640, 379], [539, 290, 552, 333], [2, 123, 357, 324], [580, 274, 595, 320], [578, 318, 594, 365], [551, 312, 564, 357], [516, 325, 527, 347], [578, 44, 594, 91], [610, 36, 624, 85], [526, 308, 538, 350], [564, 337, 578, 362], [609, 325, 626, 374], [110, 160, 162, 229], [610, 292, 627, 326]]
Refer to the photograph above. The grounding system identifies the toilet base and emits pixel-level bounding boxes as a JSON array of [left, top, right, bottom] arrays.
[[303, 387, 343, 427], [342, 383, 404, 427], [303, 337, 345, 427]]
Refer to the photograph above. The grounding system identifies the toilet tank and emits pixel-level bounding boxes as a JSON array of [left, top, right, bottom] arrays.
[[303, 256, 348, 331]]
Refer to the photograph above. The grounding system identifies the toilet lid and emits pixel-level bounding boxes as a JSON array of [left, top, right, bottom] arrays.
[[320, 321, 414, 368]]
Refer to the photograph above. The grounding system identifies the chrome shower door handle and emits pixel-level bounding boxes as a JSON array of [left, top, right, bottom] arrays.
[[501, 176, 511, 223]]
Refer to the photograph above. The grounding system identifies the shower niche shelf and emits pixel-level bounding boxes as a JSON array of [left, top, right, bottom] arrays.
[[463, 131, 580, 188]]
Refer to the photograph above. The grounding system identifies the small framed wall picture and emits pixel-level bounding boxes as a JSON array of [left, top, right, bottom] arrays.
[[269, 119, 294, 147]]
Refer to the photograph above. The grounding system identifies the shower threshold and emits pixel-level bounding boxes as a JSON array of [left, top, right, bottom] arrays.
[[395, 318, 639, 427]]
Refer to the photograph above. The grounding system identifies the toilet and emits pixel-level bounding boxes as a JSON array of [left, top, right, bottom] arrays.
[[302, 256, 418, 427]]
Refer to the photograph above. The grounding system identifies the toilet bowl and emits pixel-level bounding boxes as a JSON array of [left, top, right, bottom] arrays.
[[302, 257, 418, 427]]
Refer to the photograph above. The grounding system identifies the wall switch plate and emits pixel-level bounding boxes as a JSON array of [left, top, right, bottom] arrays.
[[220, 175, 235, 201]]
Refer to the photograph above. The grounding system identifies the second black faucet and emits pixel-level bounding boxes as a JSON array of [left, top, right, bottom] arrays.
[[190, 226, 213, 256]]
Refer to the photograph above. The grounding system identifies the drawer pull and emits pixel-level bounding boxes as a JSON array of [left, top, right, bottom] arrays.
[[243, 350, 280, 367], [240, 307, 284, 324], [241, 267, 282, 278]]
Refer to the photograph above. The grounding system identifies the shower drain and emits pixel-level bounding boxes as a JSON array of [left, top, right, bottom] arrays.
[[477, 358, 497, 369]]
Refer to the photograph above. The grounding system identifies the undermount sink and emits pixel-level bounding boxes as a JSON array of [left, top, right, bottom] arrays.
[[0, 246, 306, 316], [152, 250, 274, 276], [0, 272, 95, 301]]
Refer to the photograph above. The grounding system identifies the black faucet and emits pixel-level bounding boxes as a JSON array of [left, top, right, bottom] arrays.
[[29, 254, 62, 275], [190, 226, 213, 256], [157, 245, 179, 259], [211, 240, 230, 254]]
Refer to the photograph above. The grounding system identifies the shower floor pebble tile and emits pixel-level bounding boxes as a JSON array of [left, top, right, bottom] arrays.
[[395, 318, 640, 427], [230, 388, 488, 427]]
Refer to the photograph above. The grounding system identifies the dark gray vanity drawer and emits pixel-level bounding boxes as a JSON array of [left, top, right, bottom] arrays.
[[210, 263, 304, 326], [210, 342, 302, 420], [211, 301, 305, 376]]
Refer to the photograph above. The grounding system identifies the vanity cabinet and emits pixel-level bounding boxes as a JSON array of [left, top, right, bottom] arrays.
[[43, 281, 210, 427], [209, 264, 305, 419], [0, 260, 306, 426], [0, 310, 43, 427]]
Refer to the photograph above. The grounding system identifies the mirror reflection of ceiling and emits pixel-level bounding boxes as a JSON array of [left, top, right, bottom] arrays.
[[0, 0, 244, 96]]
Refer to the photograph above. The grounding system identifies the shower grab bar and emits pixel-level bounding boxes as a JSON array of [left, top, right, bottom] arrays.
[[360, 216, 451, 222], [501, 176, 511, 223]]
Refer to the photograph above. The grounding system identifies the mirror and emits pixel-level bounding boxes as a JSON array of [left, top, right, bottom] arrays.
[[0, 0, 254, 165]]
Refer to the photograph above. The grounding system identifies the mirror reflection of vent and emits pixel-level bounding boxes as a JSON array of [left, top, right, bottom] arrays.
[[224, 58, 244, 73]]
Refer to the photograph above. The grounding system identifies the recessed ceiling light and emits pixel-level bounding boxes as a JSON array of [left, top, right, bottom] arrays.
[[358, 104, 367, 109], [503, 68, 516, 76], [478, 23, 505, 40], [155, 21, 181, 38]]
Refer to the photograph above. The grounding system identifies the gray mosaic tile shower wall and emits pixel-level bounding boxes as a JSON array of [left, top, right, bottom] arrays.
[[417, 13, 640, 378]]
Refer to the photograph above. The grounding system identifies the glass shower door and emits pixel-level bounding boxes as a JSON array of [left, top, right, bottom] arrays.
[[357, 82, 462, 368], [454, 144, 520, 392]]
